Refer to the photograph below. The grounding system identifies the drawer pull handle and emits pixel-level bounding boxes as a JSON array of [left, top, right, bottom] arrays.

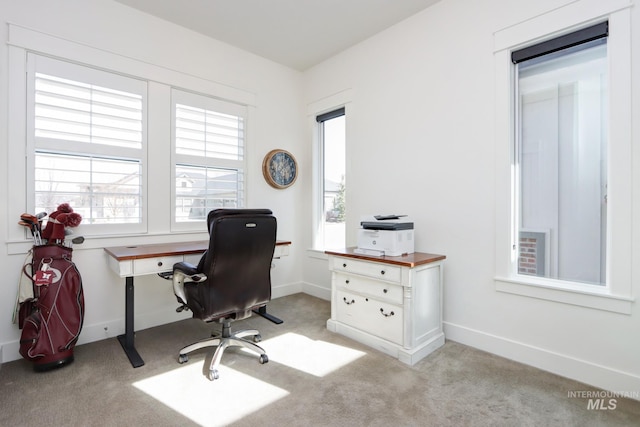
[[380, 308, 395, 317], [343, 263, 347, 268], [345, 279, 350, 284], [343, 297, 355, 305], [380, 270, 385, 275], [157, 261, 163, 267], [383, 288, 388, 293]]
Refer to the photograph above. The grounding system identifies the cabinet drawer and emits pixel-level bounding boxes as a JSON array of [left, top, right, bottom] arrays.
[[133, 255, 184, 275], [334, 272, 403, 305], [336, 290, 403, 345], [331, 257, 401, 283]]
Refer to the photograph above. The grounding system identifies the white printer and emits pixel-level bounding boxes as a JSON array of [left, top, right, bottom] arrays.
[[356, 215, 414, 256]]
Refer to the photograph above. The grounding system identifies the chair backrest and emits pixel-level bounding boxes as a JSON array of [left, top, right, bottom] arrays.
[[185, 209, 277, 322]]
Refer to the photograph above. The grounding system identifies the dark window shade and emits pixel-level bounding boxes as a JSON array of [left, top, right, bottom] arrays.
[[316, 107, 345, 123], [511, 21, 608, 64]]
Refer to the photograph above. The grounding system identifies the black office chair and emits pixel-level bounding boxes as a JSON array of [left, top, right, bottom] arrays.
[[172, 209, 277, 381]]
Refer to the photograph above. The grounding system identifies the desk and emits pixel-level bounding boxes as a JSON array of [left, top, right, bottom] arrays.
[[104, 240, 291, 368]]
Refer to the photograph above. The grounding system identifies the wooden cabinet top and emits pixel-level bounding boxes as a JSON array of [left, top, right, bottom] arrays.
[[325, 248, 445, 268]]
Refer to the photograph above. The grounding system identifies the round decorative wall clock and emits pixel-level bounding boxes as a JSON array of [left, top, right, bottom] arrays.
[[262, 149, 298, 189]]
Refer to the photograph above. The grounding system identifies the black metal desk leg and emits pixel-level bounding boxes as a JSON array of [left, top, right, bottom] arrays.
[[117, 276, 145, 367], [253, 305, 283, 324]]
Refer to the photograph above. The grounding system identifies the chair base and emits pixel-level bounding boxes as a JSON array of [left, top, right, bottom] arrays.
[[178, 320, 268, 381]]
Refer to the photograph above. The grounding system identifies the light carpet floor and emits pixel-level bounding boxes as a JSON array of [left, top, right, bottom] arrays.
[[1, 293, 639, 426]]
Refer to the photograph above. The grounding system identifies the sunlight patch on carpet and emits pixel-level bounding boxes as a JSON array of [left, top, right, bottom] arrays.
[[261, 332, 366, 377], [133, 363, 289, 426]]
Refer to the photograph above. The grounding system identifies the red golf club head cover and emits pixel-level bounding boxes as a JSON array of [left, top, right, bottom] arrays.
[[41, 203, 73, 241]]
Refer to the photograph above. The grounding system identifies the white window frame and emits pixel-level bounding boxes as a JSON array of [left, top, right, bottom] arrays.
[[307, 90, 352, 253], [7, 24, 256, 252], [170, 88, 247, 232], [493, 0, 634, 314], [26, 53, 148, 235]]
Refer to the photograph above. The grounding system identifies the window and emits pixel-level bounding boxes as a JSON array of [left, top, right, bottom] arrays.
[[493, 0, 633, 313], [28, 54, 146, 229], [513, 23, 608, 286], [172, 89, 246, 226], [316, 108, 346, 250], [8, 25, 256, 247]]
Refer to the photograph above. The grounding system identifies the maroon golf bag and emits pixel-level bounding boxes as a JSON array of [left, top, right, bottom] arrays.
[[18, 244, 84, 371]]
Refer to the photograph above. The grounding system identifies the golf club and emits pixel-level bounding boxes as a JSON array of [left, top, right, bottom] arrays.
[[66, 235, 85, 248], [19, 219, 40, 245], [35, 211, 47, 234], [21, 213, 44, 245]]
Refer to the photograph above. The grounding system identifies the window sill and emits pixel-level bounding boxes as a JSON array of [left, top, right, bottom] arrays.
[[7, 231, 208, 255], [495, 276, 634, 315], [306, 248, 329, 260]]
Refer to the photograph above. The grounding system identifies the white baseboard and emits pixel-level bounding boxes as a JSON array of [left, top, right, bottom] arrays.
[[299, 281, 331, 301], [444, 321, 640, 398], [1, 318, 130, 364], [1, 341, 19, 363], [272, 281, 303, 299], [77, 319, 124, 345], [0, 283, 329, 365], [272, 281, 330, 301]]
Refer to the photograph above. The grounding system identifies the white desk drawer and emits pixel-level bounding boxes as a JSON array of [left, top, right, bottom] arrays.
[[331, 257, 401, 283], [133, 255, 184, 275], [334, 272, 403, 305], [336, 290, 403, 345]]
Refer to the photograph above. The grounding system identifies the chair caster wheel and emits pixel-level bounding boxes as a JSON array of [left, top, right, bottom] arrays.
[[253, 334, 262, 343], [178, 354, 188, 364], [259, 354, 269, 364], [207, 369, 219, 381]]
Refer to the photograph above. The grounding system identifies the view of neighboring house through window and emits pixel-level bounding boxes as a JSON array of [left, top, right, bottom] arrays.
[[317, 108, 346, 250], [513, 22, 608, 285], [30, 54, 145, 226], [172, 89, 246, 223]]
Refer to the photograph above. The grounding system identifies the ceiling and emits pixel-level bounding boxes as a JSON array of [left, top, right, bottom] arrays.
[[114, 0, 441, 71]]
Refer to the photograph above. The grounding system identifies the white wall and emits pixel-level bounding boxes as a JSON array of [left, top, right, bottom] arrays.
[[2, 0, 638, 397], [302, 0, 640, 394], [0, 0, 305, 362]]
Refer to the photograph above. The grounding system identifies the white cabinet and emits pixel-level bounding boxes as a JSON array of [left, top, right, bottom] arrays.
[[326, 248, 445, 365]]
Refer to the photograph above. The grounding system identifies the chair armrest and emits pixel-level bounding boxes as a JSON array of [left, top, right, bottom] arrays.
[[173, 261, 200, 278], [172, 261, 207, 307]]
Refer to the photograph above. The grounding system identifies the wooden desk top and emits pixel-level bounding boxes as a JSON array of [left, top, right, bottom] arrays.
[[325, 247, 445, 268], [105, 240, 291, 261]]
